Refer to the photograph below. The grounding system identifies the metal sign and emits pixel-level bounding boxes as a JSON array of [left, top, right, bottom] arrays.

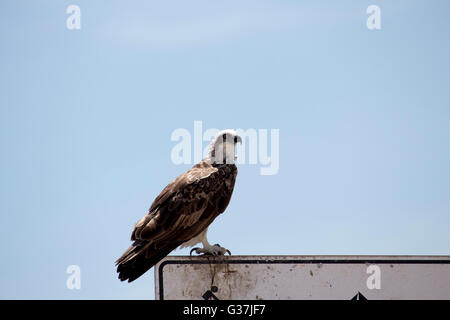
[[155, 255, 450, 300]]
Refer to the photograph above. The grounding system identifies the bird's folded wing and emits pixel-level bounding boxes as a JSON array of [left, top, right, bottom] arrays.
[[130, 162, 224, 246]]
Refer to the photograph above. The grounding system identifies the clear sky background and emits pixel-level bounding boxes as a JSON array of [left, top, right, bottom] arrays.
[[1, 0, 449, 299]]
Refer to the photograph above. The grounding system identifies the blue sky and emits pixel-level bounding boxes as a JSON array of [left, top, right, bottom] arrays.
[[1, 0, 449, 299]]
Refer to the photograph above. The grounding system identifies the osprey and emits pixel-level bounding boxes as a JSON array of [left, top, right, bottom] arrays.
[[116, 130, 242, 282]]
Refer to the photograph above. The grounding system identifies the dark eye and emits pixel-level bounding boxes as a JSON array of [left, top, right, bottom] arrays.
[[222, 133, 227, 140], [234, 136, 238, 143]]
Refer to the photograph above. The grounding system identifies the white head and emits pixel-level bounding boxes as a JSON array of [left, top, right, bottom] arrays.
[[206, 129, 242, 164]]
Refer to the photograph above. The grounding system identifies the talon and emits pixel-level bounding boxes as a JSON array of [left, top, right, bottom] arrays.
[[190, 244, 231, 256], [211, 244, 231, 256]]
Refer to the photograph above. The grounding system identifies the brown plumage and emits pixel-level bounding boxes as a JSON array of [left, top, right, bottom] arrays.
[[116, 130, 240, 282]]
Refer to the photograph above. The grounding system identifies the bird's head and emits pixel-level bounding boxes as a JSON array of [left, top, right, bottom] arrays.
[[207, 129, 242, 165]]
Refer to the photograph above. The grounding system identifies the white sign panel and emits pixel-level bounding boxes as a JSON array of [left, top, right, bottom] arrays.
[[155, 255, 450, 300]]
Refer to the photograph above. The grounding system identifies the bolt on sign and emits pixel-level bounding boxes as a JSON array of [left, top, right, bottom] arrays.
[[155, 255, 450, 300]]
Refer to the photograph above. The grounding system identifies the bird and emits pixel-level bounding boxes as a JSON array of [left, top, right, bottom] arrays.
[[116, 129, 242, 282]]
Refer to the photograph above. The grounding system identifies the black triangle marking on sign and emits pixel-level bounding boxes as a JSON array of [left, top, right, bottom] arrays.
[[351, 291, 368, 300], [202, 286, 219, 300]]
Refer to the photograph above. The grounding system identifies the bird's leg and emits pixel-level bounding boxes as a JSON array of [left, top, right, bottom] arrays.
[[190, 237, 231, 256]]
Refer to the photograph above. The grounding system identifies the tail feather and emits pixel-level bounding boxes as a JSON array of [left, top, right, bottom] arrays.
[[115, 243, 179, 282]]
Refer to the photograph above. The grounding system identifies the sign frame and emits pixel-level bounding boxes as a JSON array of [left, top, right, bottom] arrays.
[[155, 255, 450, 300]]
